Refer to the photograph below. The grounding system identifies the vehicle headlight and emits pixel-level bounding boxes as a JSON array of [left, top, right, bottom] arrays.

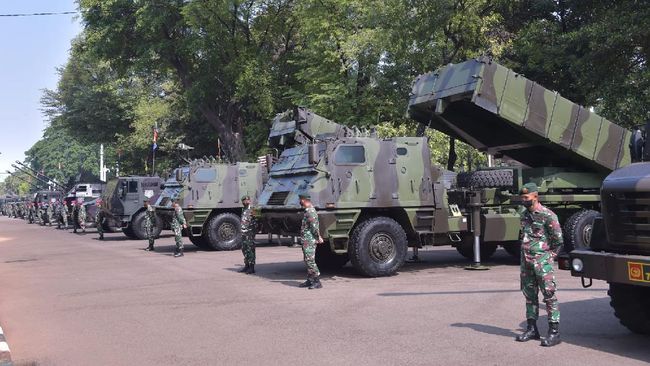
[[571, 258, 584, 272]]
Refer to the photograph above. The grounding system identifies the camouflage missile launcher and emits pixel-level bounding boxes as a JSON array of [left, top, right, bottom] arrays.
[[155, 161, 266, 251], [99, 176, 164, 239], [408, 57, 634, 257]]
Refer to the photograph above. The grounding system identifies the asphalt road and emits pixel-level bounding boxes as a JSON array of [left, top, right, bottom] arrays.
[[0, 216, 648, 366]]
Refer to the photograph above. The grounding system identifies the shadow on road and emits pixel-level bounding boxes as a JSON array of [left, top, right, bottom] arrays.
[[451, 297, 650, 362]]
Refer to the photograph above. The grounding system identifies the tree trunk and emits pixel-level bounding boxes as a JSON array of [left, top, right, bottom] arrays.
[[447, 137, 457, 171], [199, 105, 246, 162]]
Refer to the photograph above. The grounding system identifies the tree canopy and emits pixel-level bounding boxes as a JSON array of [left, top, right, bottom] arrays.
[[15, 0, 649, 189]]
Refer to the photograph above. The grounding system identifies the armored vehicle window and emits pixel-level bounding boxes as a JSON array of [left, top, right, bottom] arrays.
[[396, 147, 408, 156], [239, 169, 248, 177], [195, 168, 217, 183], [334, 145, 366, 165], [128, 181, 139, 193]]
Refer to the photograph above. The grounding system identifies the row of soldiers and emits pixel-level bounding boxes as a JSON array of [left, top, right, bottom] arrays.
[[2, 199, 88, 232]]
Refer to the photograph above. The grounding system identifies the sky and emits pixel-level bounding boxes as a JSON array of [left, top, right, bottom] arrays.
[[0, 1, 82, 182]]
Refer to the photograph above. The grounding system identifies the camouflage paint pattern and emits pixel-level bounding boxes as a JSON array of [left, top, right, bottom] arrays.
[[408, 56, 632, 173], [171, 206, 187, 250], [520, 204, 563, 323], [155, 162, 265, 237]]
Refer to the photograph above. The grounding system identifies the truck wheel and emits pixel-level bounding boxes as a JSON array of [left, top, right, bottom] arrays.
[[503, 241, 521, 259], [131, 212, 164, 240], [349, 217, 407, 277], [455, 237, 498, 260], [316, 244, 349, 270], [608, 283, 650, 335], [456, 169, 514, 188], [205, 213, 242, 251], [122, 225, 138, 240], [563, 209, 599, 252]]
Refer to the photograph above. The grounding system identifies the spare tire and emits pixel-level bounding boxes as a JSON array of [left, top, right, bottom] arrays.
[[562, 209, 599, 252], [457, 169, 514, 188]]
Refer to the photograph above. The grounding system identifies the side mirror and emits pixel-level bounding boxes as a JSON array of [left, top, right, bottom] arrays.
[[308, 144, 319, 165], [643, 121, 650, 162], [175, 169, 183, 182]]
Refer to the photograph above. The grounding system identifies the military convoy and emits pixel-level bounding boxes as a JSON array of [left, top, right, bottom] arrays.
[[155, 160, 267, 251], [99, 176, 164, 239], [560, 126, 650, 334]]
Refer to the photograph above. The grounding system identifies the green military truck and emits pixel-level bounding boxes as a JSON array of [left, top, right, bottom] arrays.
[[155, 160, 267, 251], [408, 56, 634, 257], [99, 176, 164, 239], [561, 133, 650, 334]]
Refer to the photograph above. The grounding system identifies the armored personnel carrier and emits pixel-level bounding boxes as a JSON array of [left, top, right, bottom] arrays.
[[155, 161, 267, 251]]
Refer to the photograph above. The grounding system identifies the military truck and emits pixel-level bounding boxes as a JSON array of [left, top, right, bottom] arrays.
[[560, 128, 650, 334], [155, 161, 266, 251], [407, 56, 633, 258], [98, 176, 164, 239]]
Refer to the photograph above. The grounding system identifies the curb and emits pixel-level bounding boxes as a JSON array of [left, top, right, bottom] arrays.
[[0, 326, 12, 366]]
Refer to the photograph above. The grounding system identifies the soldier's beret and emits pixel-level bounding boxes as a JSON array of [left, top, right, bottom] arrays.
[[520, 182, 538, 194], [241, 195, 251, 201], [298, 193, 311, 200]]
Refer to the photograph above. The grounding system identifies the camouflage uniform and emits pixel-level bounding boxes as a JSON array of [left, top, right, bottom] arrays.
[[301, 206, 321, 278], [46, 203, 54, 226], [95, 205, 105, 240], [240, 203, 258, 268], [62, 203, 69, 229], [520, 204, 562, 324], [144, 204, 156, 250], [72, 204, 80, 233], [171, 205, 187, 256], [78, 204, 87, 232]]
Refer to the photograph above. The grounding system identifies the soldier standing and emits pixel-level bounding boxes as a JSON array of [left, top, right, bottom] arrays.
[[62, 201, 69, 229], [239, 195, 258, 274], [95, 199, 106, 240], [298, 193, 324, 289], [78, 201, 87, 233], [46, 200, 54, 226], [171, 200, 187, 257], [515, 183, 563, 347], [143, 200, 156, 251], [55, 200, 62, 229]]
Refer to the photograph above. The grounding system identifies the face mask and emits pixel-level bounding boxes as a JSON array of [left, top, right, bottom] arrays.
[[522, 199, 534, 208]]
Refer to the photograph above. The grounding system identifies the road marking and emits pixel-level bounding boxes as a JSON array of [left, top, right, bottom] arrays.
[[0, 342, 9, 352]]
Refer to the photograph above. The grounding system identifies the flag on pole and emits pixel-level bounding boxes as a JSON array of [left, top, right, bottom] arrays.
[[152, 124, 159, 151]]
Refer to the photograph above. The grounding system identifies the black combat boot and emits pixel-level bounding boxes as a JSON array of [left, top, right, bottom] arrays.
[[298, 277, 313, 288], [515, 319, 540, 342], [541, 322, 561, 347], [144, 242, 154, 251], [99, 235, 104, 240], [173, 248, 184, 257], [308, 277, 323, 290], [245, 264, 255, 274], [238, 264, 250, 273]]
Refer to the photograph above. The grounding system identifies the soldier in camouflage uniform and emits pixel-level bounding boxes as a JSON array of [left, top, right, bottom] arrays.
[[95, 199, 106, 240], [143, 200, 157, 252], [72, 201, 80, 233], [239, 195, 258, 274], [515, 182, 562, 347], [46, 201, 54, 226], [298, 193, 324, 289], [78, 201, 87, 233], [55, 200, 63, 229], [171, 200, 187, 257], [62, 201, 69, 229]]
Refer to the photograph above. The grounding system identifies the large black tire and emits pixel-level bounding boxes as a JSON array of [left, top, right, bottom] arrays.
[[562, 209, 599, 252], [608, 283, 650, 335], [205, 213, 242, 251], [349, 217, 408, 277], [455, 237, 498, 260], [131, 211, 163, 240], [316, 244, 349, 270], [502, 241, 521, 259], [102, 222, 118, 233], [122, 225, 138, 240], [457, 169, 514, 188]]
